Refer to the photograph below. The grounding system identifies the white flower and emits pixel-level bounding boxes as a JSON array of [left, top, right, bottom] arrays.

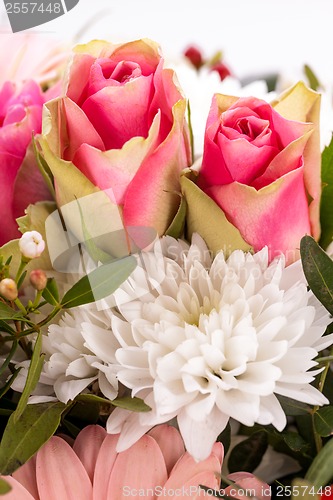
[[19, 231, 45, 260], [13, 305, 121, 403], [106, 235, 333, 461]]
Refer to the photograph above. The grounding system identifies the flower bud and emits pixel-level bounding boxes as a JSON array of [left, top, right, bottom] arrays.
[[184, 45, 203, 70], [210, 61, 232, 81], [19, 231, 45, 260], [29, 269, 48, 291], [0, 278, 18, 301]]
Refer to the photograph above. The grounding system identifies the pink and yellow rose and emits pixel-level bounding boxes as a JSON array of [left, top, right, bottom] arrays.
[[40, 38, 191, 241], [0, 80, 53, 246], [197, 82, 321, 263]]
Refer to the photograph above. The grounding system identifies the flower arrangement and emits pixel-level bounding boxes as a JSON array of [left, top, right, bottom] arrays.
[[0, 33, 333, 500]]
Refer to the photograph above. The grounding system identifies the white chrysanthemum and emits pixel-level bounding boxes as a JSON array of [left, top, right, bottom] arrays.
[[12, 305, 121, 403], [106, 235, 333, 461]]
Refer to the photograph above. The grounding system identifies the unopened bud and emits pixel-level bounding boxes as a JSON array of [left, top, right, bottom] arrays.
[[184, 45, 203, 70], [0, 278, 18, 301], [19, 231, 45, 260], [210, 61, 232, 81], [29, 269, 48, 291]]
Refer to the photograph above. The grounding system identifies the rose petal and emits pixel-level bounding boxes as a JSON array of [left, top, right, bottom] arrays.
[[123, 99, 191, 235], [207, 167, 311, 264]]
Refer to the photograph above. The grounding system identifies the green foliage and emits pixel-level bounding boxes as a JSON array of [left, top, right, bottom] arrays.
[[320, 134, 333, 250], [228, 431, 268, 473], [0, 402, 68, 475], [300, 235, 333, 315], [61, 256, 136, 309], [305, 437, 333, 488]]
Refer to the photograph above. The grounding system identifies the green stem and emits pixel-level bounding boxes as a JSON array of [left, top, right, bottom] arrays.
[[312, 348, 332, 453], [31, 290, 43, 310], [14, 298, 27, 315], [15, 258, 29, 284]]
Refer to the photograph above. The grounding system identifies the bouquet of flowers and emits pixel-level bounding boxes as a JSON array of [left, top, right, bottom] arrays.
[[0, 33, 333, 500]]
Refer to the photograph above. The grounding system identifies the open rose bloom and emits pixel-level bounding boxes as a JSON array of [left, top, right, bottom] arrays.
[[0, 81, 53, 246], [198, 83, 321, 263], [39, 38, 191, 246]]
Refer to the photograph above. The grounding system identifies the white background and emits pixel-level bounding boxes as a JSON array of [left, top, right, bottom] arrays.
[[0, 0, 333, 81]]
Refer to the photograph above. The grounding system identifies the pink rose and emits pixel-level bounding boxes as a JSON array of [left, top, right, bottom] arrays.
[[0, 80, 52, 246], [198, 84, 321, 263], [41, 39, 191, 238]]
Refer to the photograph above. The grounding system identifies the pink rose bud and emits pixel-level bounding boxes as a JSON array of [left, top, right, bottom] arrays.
[[210, 61, 232, 81], [0, 278, 18, 301], [19, 231, 45, 260], [29, 269, 48, 291], [184, 45, 204, 70]]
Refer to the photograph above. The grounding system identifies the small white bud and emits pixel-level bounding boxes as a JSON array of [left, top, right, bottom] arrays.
[[0, 278, 18, 301], [19, 231, 45, 260]]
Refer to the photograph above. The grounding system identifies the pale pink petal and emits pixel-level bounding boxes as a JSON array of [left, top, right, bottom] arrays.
[[12, 455, 38, 499], [207, 168, 311, 264], [226, 472, 271, 500], [93, 434, 118, 500], [106, 435, 167, 499], [165, 444, 222, 491], [36, 436, 92, 500], [166, 471, 220, 499], [0, 476, 35, 500], [148, 425, 185, 474], [72, 425, 106, 482]]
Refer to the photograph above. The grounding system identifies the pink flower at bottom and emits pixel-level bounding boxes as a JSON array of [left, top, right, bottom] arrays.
[[1, 425, 223, 499]]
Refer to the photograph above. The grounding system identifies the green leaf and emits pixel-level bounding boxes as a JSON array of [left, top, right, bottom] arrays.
[[14, 332, 45, 423], [61, 256, 136, 309], [0, 341, 18, 378], [292, 479, 320, 500], [277, 395, 312, 416], [0, 321, 16, 335], [32, 135, 56, 199], [320, 134, 333, 250], [180, 173, 252, 257], [0, 402, 67, 475], [217, 422, 231, 455], [42, 277, 60, 306], [300, 235, 333, 315], [75, 196, 113, 264], [165, 194, 187, 239], [0, 478, 11, 495], [0, 369, 21, 399], [0, 303, 23, 321], [228, 431, 268, 473], [305, 436, 333, 488], [76, 394, 151, 412], [314, 406, 333, 437], [282, 431, 309, 453], [304, 64, 321, 91]]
